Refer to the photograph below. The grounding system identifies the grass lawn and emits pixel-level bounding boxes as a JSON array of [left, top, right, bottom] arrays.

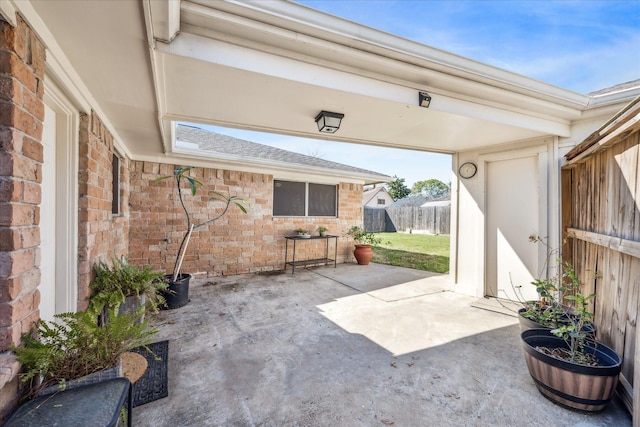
[[371, 232, 450, 273]]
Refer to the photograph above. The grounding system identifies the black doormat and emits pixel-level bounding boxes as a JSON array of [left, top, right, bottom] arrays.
[[131, 340, 169, 407]]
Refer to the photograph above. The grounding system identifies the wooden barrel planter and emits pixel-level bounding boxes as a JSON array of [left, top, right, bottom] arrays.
[[520, 328, 621, 413]]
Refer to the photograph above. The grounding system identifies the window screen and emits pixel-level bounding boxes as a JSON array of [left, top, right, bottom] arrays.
[[273, 180, 305, 216], [273, 180, 337, 217], [111, 154, 120, 215], [308, 183, 337, 216]]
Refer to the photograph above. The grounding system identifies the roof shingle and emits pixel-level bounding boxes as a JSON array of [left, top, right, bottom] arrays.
[[176, 124, 391, 179]]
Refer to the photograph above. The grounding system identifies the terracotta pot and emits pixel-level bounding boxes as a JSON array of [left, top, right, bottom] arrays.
[[353, 244, 374, 265], [520, 328, 621, 413]]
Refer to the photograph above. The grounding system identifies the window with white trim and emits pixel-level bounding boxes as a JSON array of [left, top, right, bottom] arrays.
[[377, 198, 385, 205], [273, 180, 337, 217], [111, 154, 120, 215]]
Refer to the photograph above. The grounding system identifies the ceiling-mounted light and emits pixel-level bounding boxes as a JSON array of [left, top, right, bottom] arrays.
[[315, 111, 344, 133], [418, 91, 432, 108]]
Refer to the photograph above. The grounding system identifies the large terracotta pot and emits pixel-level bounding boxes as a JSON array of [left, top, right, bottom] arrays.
[[520, 328, 621, 413], [353, 244, 374, 265]]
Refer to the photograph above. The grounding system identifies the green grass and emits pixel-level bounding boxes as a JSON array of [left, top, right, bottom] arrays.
[[371, 232, 450, 273]]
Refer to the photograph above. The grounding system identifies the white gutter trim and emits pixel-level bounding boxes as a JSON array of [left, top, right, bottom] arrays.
[[587, 87, 640, 109], [142, 0, 173, 154], [146, 0, 181, 43], [190, 0, 589, 108], [0, 0, 17, 26]]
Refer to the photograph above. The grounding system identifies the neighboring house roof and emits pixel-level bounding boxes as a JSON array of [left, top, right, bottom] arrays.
[[389, 195, 429, 207], [390, 195, 451, 207], [588, 80, 640, 97], [421, 196, 452, 208], [176, 124, 391, 183], [362, 187, 393, 205], [565, 95, 640, 163]]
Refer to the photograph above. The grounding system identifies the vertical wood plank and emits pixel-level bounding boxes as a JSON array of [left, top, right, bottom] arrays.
[[563, 117, 639, 417], [635, 302, 640, 427]]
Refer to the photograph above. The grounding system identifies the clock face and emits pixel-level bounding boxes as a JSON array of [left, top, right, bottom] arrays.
[[459, 162, 477, 179]]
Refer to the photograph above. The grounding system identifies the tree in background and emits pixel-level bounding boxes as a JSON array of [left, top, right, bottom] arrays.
[[386, 175, 411, 200], [411, 179, 450, 199]]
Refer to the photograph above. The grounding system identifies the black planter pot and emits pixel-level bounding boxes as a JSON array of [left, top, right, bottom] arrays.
[[517, 307, 596, 335], [161, 274, 191, 310], [520, 328, 621, 413]]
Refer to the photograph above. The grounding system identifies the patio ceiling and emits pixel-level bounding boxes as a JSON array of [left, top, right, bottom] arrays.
[[22, 0, 594, 164]]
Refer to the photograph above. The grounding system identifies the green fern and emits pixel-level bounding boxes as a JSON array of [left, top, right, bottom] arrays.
[[89, 258, 166, 316], [12, 309, 156, 394]]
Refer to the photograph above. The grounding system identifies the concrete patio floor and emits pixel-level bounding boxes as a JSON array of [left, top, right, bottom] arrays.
[[134, 263, 631, 426]]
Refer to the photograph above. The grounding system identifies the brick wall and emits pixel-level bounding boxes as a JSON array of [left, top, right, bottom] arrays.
[[77, 112, 129, 310], [0, 14, 45, 420], [0, 14, 131, 419], [129, 161, 363, 276]]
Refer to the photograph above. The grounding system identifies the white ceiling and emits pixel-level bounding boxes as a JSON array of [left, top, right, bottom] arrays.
[[21, 0, 613, 166]]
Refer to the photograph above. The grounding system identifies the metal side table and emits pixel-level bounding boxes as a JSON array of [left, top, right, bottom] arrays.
[[284, 234, 338, 273]]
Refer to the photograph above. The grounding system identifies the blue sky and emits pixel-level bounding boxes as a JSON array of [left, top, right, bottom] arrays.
[[198, 1, 640, 187]]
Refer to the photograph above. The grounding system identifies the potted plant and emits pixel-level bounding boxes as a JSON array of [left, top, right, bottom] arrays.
[[515, 236, 594, 334], [316, 226, 328, 237], [153, 166, 246, 309], [520, 262, 622, 413], [88, 257, 166, 323], [345, 225, 384, 265], [12, 308, 156, 398], [295, 228, 311, 238]]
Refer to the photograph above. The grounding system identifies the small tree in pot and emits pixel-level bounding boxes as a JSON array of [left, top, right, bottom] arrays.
[[154, 166, 247, 309], [516, 236, 595, 334], [520, 262, 622, 412], [345, 226, 385, 265]]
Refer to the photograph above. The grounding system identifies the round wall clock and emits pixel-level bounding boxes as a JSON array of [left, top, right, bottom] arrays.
[[459, 162, 477, 179]]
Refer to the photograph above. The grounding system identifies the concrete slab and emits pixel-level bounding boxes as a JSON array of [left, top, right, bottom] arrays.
[[134, 264, 631, 426]]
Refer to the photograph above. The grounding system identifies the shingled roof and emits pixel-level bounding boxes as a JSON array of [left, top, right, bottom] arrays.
[[176, 124, 391, 180], [588, 79, 640, 97]]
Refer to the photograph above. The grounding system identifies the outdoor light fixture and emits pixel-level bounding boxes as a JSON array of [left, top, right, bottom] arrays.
[[315, 111, 344, 133], [419, 91, 432, 108]]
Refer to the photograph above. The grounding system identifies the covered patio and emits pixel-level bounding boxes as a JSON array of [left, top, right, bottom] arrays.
[[1, 0, 639, 422], [134, 263, 631, 426]]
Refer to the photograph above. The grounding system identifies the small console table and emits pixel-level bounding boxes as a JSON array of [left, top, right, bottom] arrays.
[[284, 235, 338, 274]]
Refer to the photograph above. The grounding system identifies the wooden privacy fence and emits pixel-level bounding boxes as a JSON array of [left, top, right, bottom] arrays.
[[562, 98, 640, 417], [363, 205, 450, 235], [363, 207, 386, 232]]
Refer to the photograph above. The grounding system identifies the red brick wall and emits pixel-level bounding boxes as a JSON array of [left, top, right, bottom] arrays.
[[77, 112, 129, 310], [129, 161, 363, 276], [0, 14, 45, 420], [0, 15, 130, 419]]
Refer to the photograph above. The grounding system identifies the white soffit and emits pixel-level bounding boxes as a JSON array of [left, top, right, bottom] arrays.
[[153, 34, 569, 154], [23, 0, 162, 158], [19, 0, 634, 165], [147, 0, 589, 156]]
